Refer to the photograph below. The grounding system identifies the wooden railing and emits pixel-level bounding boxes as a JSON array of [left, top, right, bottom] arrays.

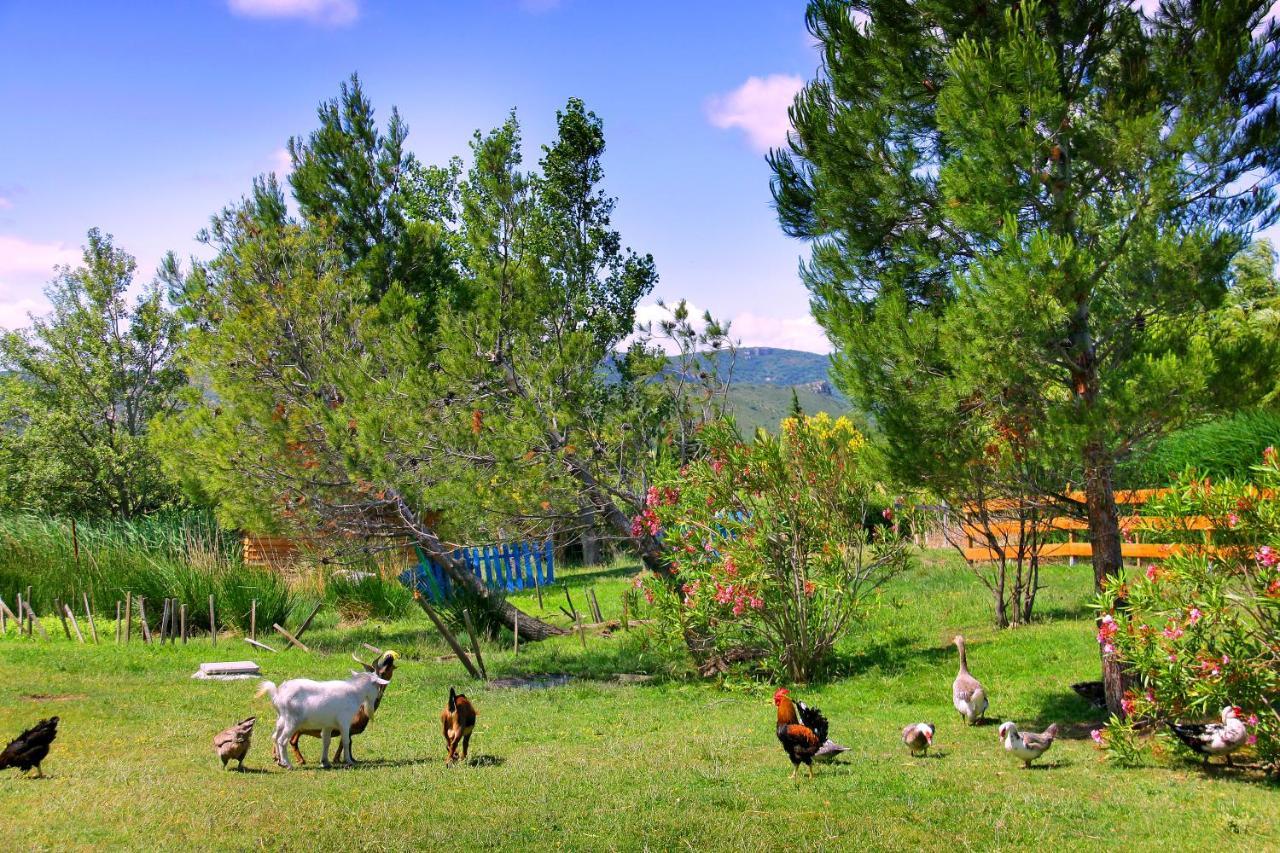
[[960, 488, 1205, 563]]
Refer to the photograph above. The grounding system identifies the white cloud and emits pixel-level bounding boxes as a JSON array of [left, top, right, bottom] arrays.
[[706, 74, 804, 153], [227, 0, 359, 26], [0, 234, 81, 331], [271, 147, 293, 178], [628, 300, 830, 355]]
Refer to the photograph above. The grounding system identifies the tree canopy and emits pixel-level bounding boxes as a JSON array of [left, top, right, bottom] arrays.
[[0, 229, 184, 517], [771, 0, 1280, 712]]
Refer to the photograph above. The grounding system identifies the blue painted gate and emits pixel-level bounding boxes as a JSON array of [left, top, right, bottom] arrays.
[[399, 541, 555, 602]]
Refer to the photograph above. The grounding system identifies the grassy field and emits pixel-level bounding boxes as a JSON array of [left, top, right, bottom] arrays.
[[1, 552, 1276, 851]]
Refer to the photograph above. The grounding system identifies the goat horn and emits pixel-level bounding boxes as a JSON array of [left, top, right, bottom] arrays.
[[351, 652, 372, 667]]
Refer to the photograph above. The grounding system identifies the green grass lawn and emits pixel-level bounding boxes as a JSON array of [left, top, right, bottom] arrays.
[[1, 552, 1275, 851]]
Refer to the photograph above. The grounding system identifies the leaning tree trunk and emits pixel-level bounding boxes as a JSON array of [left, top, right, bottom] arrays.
[[392, 496, 565, 641], [1083, 439, 1131, 717]]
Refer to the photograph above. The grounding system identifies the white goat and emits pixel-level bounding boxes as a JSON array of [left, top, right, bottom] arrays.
[[257, 671, 389, 769]]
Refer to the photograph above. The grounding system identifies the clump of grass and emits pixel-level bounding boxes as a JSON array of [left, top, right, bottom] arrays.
[[324, 567, 415, 623], [1123, 408, 1280, 485], [0, 510, 294, 631]]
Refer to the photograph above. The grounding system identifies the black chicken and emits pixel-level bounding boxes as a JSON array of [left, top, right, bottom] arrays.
[[0, 716, 59, 778]]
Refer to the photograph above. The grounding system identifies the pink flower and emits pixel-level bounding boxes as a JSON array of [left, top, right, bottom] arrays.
[[1121, 696, 1136, 716], [1145, 689, 1156, 703], [1221, 654, 1230, 665], [1268, 579, 1280, 599], [1256, 546, 1278, 568], [803, 580, 816, 597], [1162, 624, 1184, 640], [1264, 445, 1278, 465], [646, 486, 660, 507], [1247, 734, 1258, 746], [722, 557, 738, 577], [749, 595, 763, 610], [643, 588, 654, 605], [710, 458, 725, 475], [715, 584, 734, 605], [1103, 643, 1116, 656], [1145, 564, 1159, 582], [882, 507, 894, 521], [1188, 607, 1202, 625], [1090, 729, 1104, 744], [1247, 714, 1259, 727], [1227, 513, 1240, 529], [1168, 652, 1178, 663]]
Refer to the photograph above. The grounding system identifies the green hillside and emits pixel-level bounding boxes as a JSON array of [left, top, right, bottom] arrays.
[[726, 382, 854, 435]]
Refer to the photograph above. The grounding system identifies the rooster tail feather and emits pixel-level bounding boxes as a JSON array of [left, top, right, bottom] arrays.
[[448, 686, 457, 713]]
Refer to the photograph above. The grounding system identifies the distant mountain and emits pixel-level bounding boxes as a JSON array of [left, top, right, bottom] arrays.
[[727, 382, 854, 435], [698, 347, 836, 388]]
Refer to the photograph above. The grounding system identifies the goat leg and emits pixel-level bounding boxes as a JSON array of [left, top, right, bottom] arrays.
[[320, 730, 332, 769]]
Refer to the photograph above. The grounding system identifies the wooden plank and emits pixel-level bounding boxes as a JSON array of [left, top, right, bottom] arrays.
[[291, 601, 323, 641], [54, 598, 71, 639], [272, 623, 309, 652], [962, 515, 1218, 538], [138, 597, 152, 643], [24, 601, 49, 640], [963, 541, 1191, 561], [244, 637, 278, 653], [461, 609, 488, 681], [64, 604, 85, 643], [413, 593, 481, 680], [83, 594, 98, 644]]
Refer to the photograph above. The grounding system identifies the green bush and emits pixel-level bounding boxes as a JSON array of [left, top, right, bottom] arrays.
[[1123, 409, 1280, 486], [324, 569, 415, 622]]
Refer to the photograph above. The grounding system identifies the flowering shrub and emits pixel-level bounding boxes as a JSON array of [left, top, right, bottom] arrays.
[[1095, 448, 1280, 771], [640, 414, 913, 682]]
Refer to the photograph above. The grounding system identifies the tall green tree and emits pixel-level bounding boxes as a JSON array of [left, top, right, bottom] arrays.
[[771, 0, 1280, 713], [158, 86, 699, 638], [0, 229, 184, 517]]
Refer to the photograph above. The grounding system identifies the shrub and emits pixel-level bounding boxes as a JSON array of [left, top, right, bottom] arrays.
[[1096, 448, 1280, 771], [642, 414, 913, 682], [1122, 408, 1280, 486], [325, 569, 415, 623]]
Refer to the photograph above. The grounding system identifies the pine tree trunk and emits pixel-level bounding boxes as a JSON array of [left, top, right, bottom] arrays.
[[1083, 439, 1130, 717]]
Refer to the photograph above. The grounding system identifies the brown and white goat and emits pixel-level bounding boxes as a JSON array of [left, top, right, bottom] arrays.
[[273, 649, 398, 766]]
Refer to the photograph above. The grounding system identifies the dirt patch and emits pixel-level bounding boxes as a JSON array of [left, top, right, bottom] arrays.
[[21, 693, 87, 702]]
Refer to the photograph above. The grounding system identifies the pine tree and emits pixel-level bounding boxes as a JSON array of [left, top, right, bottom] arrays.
[[789, 387, 804, 421], [771, 0, 1280, 714]]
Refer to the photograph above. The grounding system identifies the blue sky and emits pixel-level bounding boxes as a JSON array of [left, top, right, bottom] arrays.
[[0, 0, 832, 350]]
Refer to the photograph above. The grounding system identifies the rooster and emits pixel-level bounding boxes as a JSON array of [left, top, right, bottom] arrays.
[[441, 686, 477, 765], [773, 688, 829, 779], [213, 717, 256, 771], [0, 716, 59, 778]]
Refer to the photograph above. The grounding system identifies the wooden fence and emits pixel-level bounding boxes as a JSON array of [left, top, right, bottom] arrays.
[[960, 488, 1213, 563], [400, 541, 555, 601]]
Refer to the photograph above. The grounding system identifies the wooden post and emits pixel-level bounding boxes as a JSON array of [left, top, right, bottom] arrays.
[[115, 600, 122, 644], [54, 597, 71, 639], [621, 593, 629, 631], [124, 592, 132, 644], [587, 589, 602, 623], [272, 623, 309, 652], [64, 604, 85, 643], [137, 597, 152, 643], [84, 593, 98, 644], [250, 599, 257, 642], [513, 611, 520, 656], [159, 599, 170, 643], [576, 611, 586, 650], [25, 601, 49, 640], [16, 593, 23, 637], [292, 601, 323, 641], [461, 609, 488, 681], [0, 597, 6, 634], [563, 584, 578, 620], [412, 593, 481, 680], [208, 595, 216, 647], [180, 604, 187, 644], [532, 562, 544, 610], [244, 637, 278, 653]]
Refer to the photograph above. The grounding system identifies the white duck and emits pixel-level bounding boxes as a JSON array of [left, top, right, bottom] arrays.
[[901, 722, 935, 757], [1168, 706, 1249, 766], [952, 635, 988, 725], [999, 721, 1058, 768]]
